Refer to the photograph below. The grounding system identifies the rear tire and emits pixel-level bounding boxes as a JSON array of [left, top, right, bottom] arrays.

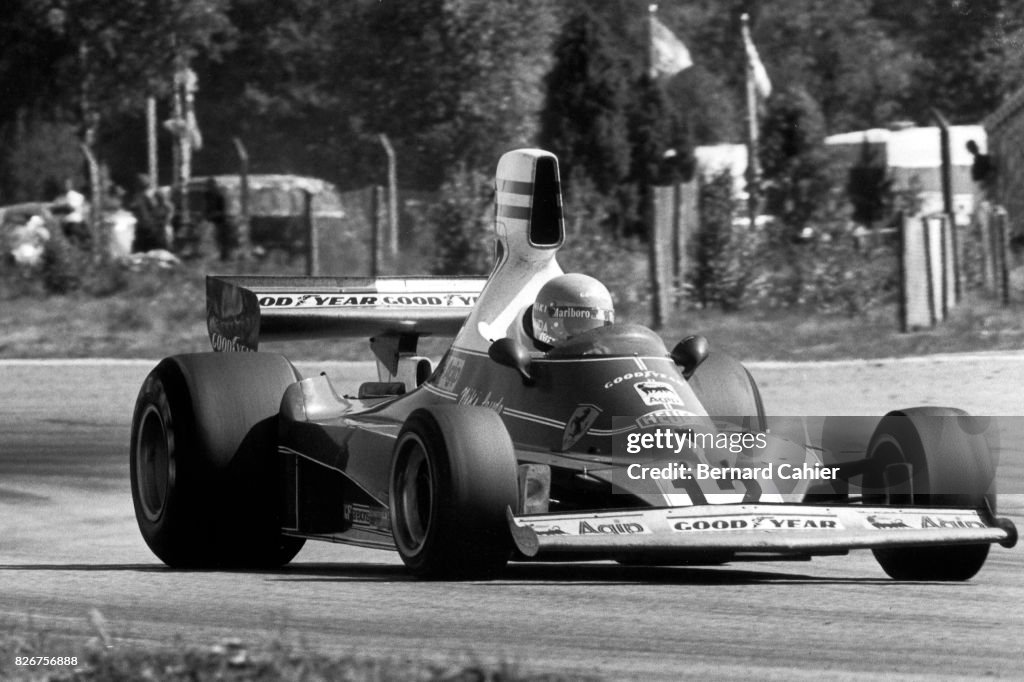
[[130, 353, 306, 568], [864, 408, 995, 581], [390, 406, 518, 579]]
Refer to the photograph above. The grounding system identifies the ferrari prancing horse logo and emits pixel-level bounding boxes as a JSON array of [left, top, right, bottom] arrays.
[[561, 404, 602, 451]]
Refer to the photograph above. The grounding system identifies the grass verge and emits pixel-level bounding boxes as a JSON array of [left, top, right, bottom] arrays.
[[1, 255, 1022, 362], [0, 611, 594, 682], [663, 295, 1024, 361]]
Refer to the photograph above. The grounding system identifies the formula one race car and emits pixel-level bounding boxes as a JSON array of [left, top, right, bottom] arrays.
[[130, 149, 1017, 581]]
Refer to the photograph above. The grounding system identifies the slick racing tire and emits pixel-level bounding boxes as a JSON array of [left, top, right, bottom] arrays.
[[686, 351, 766, 432], [864, 407, 996, 581], [390, 406, 518, 579], [130, 352, 306, 568]]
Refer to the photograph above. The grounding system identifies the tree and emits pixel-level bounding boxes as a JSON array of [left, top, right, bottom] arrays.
[[622, 74, 695, 237], [427, 165, 493, 276], [0, 2, 64, 125], [847, 137, 892, 228], [331, 0, 558, 190], [539, 7, 694, 237], [6, 0, 232, 249], [0, 1, 78, 200], [25, 0, 232, 151], [539, 8, 631, 198], [665, 66, 742, 146], [190, 0, 347, 180], [690, 169, 762, 310], [1, 119, 83, 201], [871, 0, 1024, 124], [758, 85, 833, 236], [753, 0, 921, 131]]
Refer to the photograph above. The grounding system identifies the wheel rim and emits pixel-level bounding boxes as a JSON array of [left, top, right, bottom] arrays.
[[392, 435, 434, 557], [136, 404, 172, 522]]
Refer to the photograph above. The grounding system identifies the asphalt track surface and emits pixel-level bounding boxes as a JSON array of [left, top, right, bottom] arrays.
[[2, 354, 1023, 680]]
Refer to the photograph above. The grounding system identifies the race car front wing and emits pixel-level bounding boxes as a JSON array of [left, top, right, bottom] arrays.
[[506, 504, 1018, 558]]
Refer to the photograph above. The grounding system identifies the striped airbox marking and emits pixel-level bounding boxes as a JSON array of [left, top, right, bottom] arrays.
[[496, 178, 534, 221]]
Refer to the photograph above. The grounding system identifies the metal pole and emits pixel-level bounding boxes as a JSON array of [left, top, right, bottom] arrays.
[[898, 212, 907, 332], [370, 185, 382, 278], [931, 108, 960, 301], [146, 97, 157, 189], [378, 133, 398, 264], [931, 108, 953, 215], [646, 5, 664, 329], [180, 72, 193, 241], [742, 13, 760, 233], [922, 216, 936, 327], [80, 142, 102, 258], [172, 58, 199, 255], [233, 137, 251, 259], [304, 189, 316, 276], [170, 62, 187, 253]]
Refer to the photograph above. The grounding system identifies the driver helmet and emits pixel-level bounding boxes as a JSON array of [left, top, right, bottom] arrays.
[[531, 273, 615, 345]]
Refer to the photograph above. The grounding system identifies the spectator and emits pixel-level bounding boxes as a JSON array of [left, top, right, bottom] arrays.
[[9, 214, 51, 267], [966, 139, 994, 199], [154, 189, 174, 250], [53, 179, 90, 249], [104, 181, 126, 212], [204, 177, 234, 260], [129, 174, 171, 252]]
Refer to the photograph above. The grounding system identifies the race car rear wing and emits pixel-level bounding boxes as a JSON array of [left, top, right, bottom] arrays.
[[206, 274, 487, 374]]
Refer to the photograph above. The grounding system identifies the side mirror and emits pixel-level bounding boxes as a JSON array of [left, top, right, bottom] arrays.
[[671, 335, 709, 379], [488, 338, 533, 384]]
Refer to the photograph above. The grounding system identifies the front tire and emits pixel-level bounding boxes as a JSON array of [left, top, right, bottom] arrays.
[[864, 408, 996, 581], [390, 406, 518, 579], [130, 353, 306, 568], [687, 351, 766, 432]]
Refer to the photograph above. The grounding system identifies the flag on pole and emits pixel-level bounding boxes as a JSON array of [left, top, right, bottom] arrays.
[[649, 7, 692, 79], [742, 17, 771, 99]]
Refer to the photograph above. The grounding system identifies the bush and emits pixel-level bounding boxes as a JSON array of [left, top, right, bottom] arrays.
[[558, 172, 650, 319], [559, 228, 648, 319], [684, 168, 900, 315], [687, 171, 765, 311], [40, 229, 86, 295], [761, 236, 899, 314], [0, 120, 83, 202], [426, 166, 494, 276], [39, 221, 141, 297], [561, 168, 617, 238], [0, 259, 43, 299], [759, 86, 834, 237], [82, 259, 130, 297]]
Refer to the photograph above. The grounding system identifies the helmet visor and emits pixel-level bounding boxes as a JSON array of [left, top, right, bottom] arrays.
[[534, 303, 614, 343]]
